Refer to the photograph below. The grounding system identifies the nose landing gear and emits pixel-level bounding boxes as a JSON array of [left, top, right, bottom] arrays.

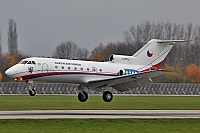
[[27, 80, 36, 96], [29, 89, 36, 96]]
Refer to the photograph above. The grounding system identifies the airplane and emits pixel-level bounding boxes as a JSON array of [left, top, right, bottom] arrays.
[[5, 39, 190, 102]]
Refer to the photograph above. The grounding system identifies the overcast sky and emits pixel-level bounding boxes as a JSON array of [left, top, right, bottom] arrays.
[[0, 0, 200, 57]]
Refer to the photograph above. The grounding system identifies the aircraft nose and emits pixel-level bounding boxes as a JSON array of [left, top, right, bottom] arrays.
[[5, 68, 11, 76], [5, 67, 15, 77]]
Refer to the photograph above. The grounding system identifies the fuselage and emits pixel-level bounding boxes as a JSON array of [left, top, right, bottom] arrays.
[[5, 57, 148, 87], [6, 39, 188, 89], [4, 39, 190, 102]]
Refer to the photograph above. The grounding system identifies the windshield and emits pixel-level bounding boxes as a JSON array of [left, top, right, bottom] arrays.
[[21, 61, 29, 64], [20, 60, 36, 65]]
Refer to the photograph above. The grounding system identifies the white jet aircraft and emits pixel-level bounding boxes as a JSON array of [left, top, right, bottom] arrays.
[[5, 39, 190, 102]]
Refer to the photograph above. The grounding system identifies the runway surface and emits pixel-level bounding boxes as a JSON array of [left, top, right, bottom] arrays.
[[0, 110, 199, 119]]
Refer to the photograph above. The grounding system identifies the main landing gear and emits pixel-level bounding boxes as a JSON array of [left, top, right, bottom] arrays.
[[78, 90, 113, 102], [102, 91, 113, 102], [78, 91, 88, 102]]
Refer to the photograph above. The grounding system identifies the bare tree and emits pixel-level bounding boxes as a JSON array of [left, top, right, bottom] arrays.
[[79, 48, 89, 60], [52, 41, 82, 59], [89, 43, 106, 61], [90, 41, 135, 61], [8, 19, 18, 55], [124, 21, 200, 67]]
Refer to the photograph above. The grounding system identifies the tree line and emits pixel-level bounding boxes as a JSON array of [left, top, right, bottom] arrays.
[[89, 21, 200, 83], [0, 20, 200, 83]]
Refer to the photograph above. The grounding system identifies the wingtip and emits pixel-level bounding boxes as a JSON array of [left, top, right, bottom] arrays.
[[184, 40, 192, 42], [157, 69, 171, 73]]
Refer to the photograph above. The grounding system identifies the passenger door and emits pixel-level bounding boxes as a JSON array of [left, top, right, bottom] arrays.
[[42, 63, 48, 76]]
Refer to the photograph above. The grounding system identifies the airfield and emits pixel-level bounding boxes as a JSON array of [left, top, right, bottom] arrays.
[[0, 91, 199, 132], [0, 95, 199, 118], [0, 95, 199, 133]]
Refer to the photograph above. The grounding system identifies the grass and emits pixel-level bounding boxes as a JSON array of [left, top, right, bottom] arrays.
[[0, 95, 199, 110], [0, 95, 199, 133], [0, 119, 200, 133]]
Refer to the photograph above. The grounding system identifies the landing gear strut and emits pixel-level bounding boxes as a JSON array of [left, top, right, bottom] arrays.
[[78, 91, 88, 102], [103, 91, 113, 102]]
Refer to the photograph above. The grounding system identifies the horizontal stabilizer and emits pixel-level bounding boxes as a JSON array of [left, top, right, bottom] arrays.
[[157, 40, 192, 43]]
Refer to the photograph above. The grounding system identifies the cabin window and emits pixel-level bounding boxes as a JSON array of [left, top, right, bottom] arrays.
[[38, 63, 41, 66], [68, 66, 70, 70], [80, 67, 83, 71], [87, 68, 90, 71], [55, 66, 58, 69], [61, 66, 64, 69], [74, 67, 77, 70], [99, 69, 102, 72]]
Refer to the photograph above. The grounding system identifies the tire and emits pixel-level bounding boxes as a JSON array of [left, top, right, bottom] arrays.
[[103, 91, 113, 102], [29, 89, 36, 96], [78, 91, 88, 102]]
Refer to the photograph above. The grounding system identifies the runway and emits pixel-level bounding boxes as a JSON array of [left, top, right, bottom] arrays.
[[0, 110, 199, 119]]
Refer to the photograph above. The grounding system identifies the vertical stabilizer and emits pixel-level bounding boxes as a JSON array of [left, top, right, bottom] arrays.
[[133, 39, 190, 68]]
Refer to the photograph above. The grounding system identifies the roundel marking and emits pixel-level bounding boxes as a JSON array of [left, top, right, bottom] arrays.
[[147, 50, 153, 57]]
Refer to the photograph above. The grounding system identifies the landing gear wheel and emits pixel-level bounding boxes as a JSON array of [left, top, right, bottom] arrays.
[[103, 91, 113, 102], [29, 89, 36, 96], [78, 91, 88, 102]]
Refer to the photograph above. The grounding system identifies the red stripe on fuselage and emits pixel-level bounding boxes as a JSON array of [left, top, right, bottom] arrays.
[[140, 61, 163, 72], [20, 71, 119, 80]]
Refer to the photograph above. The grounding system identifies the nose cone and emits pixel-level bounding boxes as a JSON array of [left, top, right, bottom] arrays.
[[5, 67, 16, 78], [5, 68, 11, 77]]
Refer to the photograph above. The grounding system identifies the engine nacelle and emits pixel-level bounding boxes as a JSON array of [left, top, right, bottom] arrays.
[[109, 54, 136, 64]]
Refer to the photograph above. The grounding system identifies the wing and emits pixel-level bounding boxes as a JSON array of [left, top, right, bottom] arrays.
[[88, 69, 169, 92]]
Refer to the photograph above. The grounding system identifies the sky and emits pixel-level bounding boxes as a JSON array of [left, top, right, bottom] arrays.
[[0, 0, 200, 57]]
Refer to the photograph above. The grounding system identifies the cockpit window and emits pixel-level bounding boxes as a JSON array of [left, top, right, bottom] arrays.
[[20, 60, 36, 65], [21, 61, 28, 64], [32, 61, 36, 65], [27, 61, 32, 64]]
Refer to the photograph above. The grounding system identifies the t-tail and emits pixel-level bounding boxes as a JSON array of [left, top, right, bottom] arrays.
[[133, 39, 191, 68], [109, 39, 191, 69]]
